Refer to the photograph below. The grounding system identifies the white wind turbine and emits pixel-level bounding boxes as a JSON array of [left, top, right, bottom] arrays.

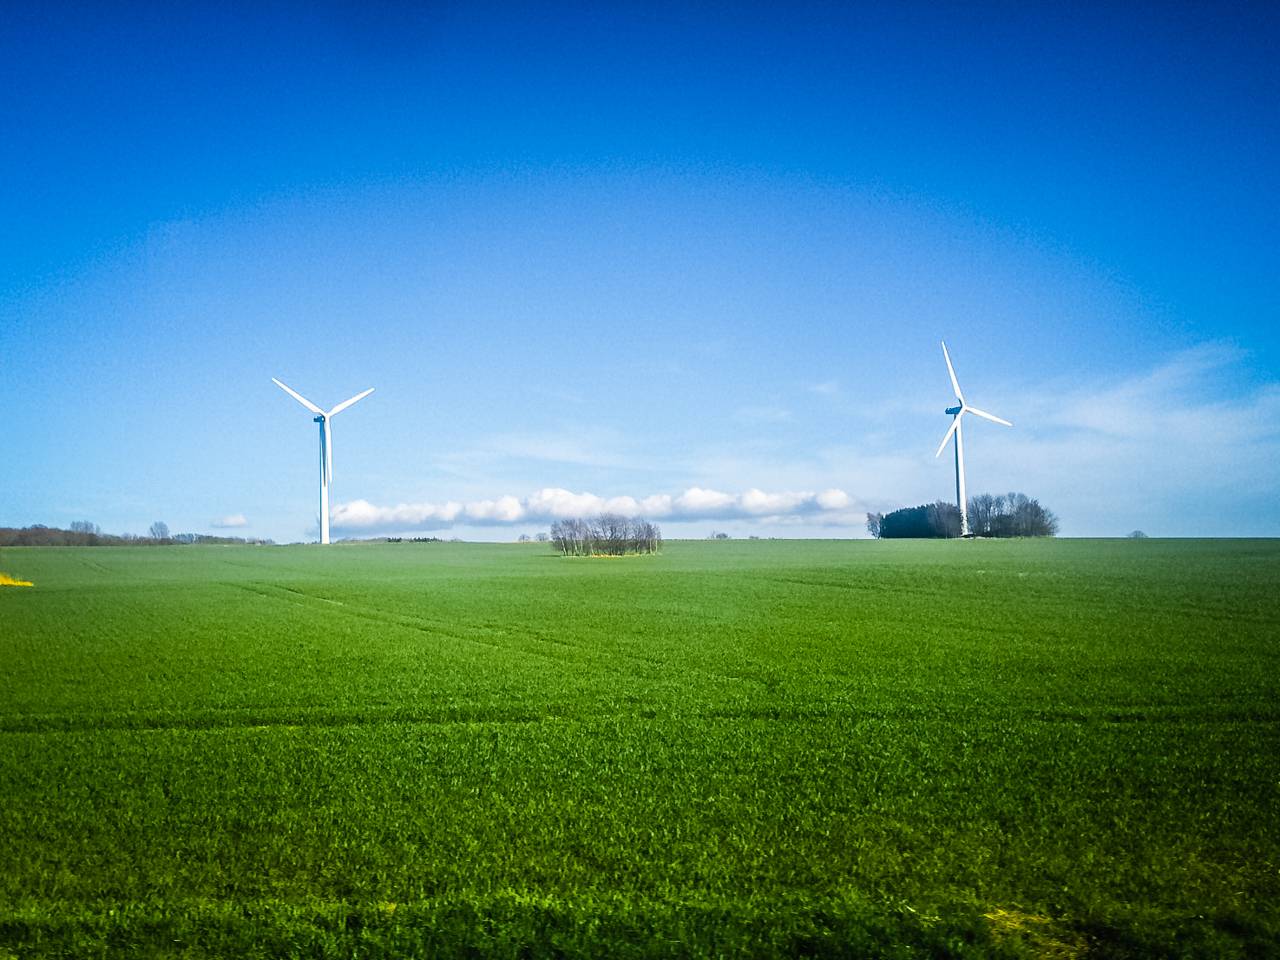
[[272, 378, 374, 545], [935, 342, 1012, 537]]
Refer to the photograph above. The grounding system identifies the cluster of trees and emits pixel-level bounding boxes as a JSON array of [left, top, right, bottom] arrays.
[[386, 536, 443, 543], [0, 523, 273, 547], [865, 502, 962, 539], [866, 492, 1059, 539], [550, 515, 662, 556], [965, 493, 1059, 537]]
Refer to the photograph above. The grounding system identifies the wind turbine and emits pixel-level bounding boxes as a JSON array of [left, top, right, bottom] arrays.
[[272, 378, 374, 545], [935, 342, 1012, 537]]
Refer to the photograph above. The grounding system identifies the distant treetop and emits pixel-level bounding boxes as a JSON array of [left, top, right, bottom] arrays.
[[0, 525, 274, 547]]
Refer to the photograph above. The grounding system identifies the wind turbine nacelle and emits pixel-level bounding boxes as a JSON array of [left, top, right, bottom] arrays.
[[945, 405, 963, 416], [313, 415, 325, 424]]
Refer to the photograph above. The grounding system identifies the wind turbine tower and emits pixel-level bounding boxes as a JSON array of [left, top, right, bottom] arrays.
[[934, 342, 1012, 537], [272, 378, 374, 544]]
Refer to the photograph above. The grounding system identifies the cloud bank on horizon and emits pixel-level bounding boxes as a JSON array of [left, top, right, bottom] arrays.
[[332, 487, 856, 533]]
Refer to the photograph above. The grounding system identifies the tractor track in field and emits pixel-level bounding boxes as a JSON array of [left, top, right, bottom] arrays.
[[4, 703, 1277, 735], [226, 583, 829, 696], [223, 581, 683, 683], [225, 580, 822, 696], [0, 708, 552, 734]]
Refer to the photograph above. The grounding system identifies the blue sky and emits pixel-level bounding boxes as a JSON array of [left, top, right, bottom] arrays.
[[3, 2, 1278, 540]]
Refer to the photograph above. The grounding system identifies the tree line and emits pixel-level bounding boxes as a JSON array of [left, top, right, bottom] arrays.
[[0, 523, 273, 547], [550, 515, 662, 556], [866, 492, 1058, 539]]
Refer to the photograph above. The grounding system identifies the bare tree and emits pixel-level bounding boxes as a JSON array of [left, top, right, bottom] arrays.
[[149, 521, 170, 541], [599, 513, 627, 553], [638, 520, 661, 554], [981, 493, 1058, 537], [551, 518, 590, 556], [865, 512, 883, 539], [966, 493, 997, 537]]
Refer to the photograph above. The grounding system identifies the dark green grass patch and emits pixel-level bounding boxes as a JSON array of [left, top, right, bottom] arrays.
[[1, 539, 1277, 957]]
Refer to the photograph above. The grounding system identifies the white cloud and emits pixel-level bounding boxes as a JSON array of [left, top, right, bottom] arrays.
[[739, 488, 807, 514], [210, 513, 248, 528], [465, 495, 525, 523], [525, 488, 608, 517], [639, 493, 674, 514], [331, 486, 864, 532], [816, 488, 851, 510], [673, 487, 737, 514]]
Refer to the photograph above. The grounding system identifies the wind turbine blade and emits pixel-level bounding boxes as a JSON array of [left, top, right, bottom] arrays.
[[965, 405, 1013, 427], [328, 387, 374, 417], [272, 378, 324, 415], [935, 416, 961, 458], [941, 341, 964, 403]]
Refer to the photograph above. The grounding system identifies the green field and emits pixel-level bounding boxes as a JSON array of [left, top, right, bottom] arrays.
[[1, 539, 1277, 958]]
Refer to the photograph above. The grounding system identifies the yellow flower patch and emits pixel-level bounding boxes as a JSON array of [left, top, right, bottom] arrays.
[[983, 907, 1085, 959]]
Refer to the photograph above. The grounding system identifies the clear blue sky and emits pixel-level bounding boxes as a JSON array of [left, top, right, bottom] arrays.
[[3, 2, 1277, 540]]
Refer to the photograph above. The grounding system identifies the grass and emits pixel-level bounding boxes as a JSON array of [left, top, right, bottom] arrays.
[[0, 538, 1277, 958]]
